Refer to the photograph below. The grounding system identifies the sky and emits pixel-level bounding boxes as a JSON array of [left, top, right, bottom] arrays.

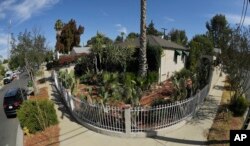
[[0, 0, 249, 59]]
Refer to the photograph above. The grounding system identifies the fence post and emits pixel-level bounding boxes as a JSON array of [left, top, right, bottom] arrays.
[[125, 108, 131, 134]]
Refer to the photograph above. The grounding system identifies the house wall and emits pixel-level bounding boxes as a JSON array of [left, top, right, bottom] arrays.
[[159, 49, 185, 82]]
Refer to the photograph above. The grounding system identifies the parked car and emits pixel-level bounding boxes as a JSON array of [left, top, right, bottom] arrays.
[[3, 88, 27, 118], [3, 78, 11, 84], [3, 71, 14, 85]]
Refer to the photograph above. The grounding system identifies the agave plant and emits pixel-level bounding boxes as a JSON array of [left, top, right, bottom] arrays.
[[58, 70, 76, 93], [171, 77, 188, 101]]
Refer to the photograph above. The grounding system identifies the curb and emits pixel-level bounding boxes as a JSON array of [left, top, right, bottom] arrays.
[[16, 124, 23, 146]]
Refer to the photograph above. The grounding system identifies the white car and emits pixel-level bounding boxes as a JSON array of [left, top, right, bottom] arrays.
[[3, 71, 14, 84]]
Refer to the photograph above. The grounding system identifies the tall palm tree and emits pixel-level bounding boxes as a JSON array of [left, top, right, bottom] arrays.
[[139, 0, 147, 77], [54, 19, 64, 35]]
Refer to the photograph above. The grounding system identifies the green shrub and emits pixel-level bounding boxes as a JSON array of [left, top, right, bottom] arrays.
[[229, 96, 249, 116], [147, 45, 163, 72], [74, 55, 94, 77], [147, 71, 159, 84], [17, 100, 58, 134], [122, 72, 136, 86], [174, 68, 192, 80], [27, 80, 33, 87]]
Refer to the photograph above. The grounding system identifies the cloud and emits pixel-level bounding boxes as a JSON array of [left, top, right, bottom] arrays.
[[163, 16, 175, 22], [115, 24, 127, 34], [225, 13, 250, 26], [0, 0, 59, 22]]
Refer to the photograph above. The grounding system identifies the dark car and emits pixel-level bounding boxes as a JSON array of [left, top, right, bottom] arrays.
[[3, 78, 11, 84], [3, 88, 27, 118]]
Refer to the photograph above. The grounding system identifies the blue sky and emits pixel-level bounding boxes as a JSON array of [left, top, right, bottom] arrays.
[[0, 0, 249, 58]]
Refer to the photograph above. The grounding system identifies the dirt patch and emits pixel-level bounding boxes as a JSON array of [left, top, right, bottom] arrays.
[[29, 87, 49, 100], [24, 125, 60, 146]]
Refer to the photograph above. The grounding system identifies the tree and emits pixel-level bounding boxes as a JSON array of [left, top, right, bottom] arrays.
[[114, 35, 123, 43], [147, 20, 161, 36], [188, 34, 213, 72], [55, 19, 84, 54], [206, 14, 231, 50], [10, 29, 48, 95], [88, 33, 113, 73], [138, 0, 147, 77], [126, 32, 139, 40], [87, 32, 113, 46], [3, 59, 8, 64], [104, 44, 135, 72], [222, 27, 250, 99], [45, 50, 54, 63], [168, 29, 188, 46], [54, 19, 64, 35]]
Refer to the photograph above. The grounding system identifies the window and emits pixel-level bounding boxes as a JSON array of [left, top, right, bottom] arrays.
[[174, 50, 182, 64]]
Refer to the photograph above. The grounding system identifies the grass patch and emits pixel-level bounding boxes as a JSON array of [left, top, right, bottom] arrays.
[[207, 82, 244, 146]]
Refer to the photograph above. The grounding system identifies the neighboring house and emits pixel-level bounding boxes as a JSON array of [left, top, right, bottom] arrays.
[[118, 35, 189, 82], [54, 46, 90, 60], [70, 46, 90, 56]]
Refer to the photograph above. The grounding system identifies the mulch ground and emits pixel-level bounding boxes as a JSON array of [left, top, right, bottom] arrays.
[[24, 125, 60, 146], [29, 87, 49, 100], [140, 80, 174, 106]]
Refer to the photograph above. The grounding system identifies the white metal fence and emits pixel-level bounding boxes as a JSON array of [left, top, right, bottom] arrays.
[[52, 71, 210, 135]]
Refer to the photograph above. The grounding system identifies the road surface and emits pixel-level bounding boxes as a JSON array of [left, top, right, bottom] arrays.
[[0, 72, 29, 146]]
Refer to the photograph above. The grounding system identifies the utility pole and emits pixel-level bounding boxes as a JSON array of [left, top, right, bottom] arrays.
[[161, 28, 167, 39], [7, 20, 11, 59]]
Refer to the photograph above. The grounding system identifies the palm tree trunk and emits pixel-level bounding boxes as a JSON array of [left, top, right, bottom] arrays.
[[138, 0, 147, 77]]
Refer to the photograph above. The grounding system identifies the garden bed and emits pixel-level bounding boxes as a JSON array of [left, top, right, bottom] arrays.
[[73, 79, 175, 107]]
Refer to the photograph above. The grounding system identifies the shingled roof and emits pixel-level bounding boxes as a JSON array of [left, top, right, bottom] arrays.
[[117, 35, 189, 51]]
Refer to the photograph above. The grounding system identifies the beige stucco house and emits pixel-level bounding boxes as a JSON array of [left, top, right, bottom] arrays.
[[118, 35, 189, 82]]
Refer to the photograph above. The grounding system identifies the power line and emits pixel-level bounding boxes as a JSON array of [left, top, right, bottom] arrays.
[[239, 0, 246, 28], [239, 0, 249, 30], [241, 0, 249, 28]]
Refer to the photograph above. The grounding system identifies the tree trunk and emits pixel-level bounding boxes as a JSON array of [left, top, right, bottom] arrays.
[[25, 56, 38, 96], [94, 55, 99, 73], [138, 0, 147, 77]]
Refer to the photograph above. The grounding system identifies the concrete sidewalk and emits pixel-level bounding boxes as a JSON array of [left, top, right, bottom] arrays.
[[45, 70, 226, 146]]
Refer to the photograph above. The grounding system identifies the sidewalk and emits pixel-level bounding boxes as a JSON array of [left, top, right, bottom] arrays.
[[45, 70, 226, 146]]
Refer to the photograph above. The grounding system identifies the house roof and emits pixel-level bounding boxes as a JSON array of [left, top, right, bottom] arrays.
[[72, 46, 90, 54], [117, 35, 189, 51]]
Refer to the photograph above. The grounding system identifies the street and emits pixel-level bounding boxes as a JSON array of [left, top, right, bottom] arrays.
[[0, 72, 29, 146]]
